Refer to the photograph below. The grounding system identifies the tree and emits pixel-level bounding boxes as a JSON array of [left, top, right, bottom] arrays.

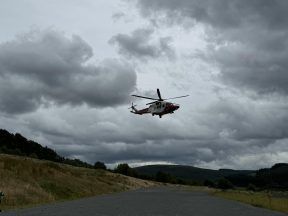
[[114, 163, 130, 175], [204, 179, 215, 188], [155, 171, 176, 183], [217, 178, 234, 190], [114, 163, 138, 177], [94, 161, 106, 170], [247, 183, 257, 191]]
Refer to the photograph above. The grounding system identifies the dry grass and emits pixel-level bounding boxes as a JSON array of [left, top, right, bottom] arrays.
[[0, 154, 155, 210], [213, 189, 288, 214]]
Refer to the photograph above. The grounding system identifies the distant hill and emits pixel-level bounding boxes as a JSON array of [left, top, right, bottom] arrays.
[[135, 164, 288, 190], [255, 163, 288, 189], [0, 129, 92, 168], [134, 165, 254, 183]]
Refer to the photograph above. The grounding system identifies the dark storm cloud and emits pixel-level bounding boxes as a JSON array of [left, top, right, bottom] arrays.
[[200, 99, 288, 141], [209, 35, 288, 95], [18, 104, 212, 165], [136, 0, 288, 29], [4, 99, 285, 169], [109, 28, 174, 59], [0, 29, 136, 114], [136, 0, 288, 95], [48, 130, 216, 166]]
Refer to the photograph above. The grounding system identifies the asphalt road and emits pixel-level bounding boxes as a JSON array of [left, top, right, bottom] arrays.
[[2, 186, 286, 216]]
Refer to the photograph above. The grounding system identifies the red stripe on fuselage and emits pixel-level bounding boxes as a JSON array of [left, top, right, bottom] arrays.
[[154, 103, 179, 116]]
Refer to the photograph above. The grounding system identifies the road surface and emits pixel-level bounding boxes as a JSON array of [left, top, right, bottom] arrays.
[[2, 186, 286, 216]]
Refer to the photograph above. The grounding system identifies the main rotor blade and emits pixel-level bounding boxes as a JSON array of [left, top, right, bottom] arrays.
[[131, 95, 158, 100], [146, 101, 158, 105], [165, 95, 189, 100], [157, 88, 163, 101]]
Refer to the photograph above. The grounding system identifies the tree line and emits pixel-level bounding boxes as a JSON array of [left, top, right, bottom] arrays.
[[0, 129, 93, 169]]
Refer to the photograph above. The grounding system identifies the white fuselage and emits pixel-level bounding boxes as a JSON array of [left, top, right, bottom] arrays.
[[132, 101, 179, 118], [148, 101, 166, 114]]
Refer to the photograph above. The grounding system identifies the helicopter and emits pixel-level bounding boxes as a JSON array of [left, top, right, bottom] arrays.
[[129, 89, 189, 118]]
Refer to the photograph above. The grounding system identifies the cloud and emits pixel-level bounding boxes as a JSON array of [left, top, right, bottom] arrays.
[[136, 0, 288, 29], [200, 98, 288, 141], [11, 104, 206, 164], [0, 29, 136, 114], [109, 28, 174, 59], [116, 0, 288, 169], [2, 94, 287, 169], [135, 0, 288, 95], [207, 33, 288, 95], [2, 2, 288, 170]]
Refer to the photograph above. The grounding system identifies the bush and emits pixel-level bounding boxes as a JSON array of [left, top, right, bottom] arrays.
[[155, 171, 177, 184], [94, 161, 106, 170], [247, 183, 257, 191], [114, 164, 130, 175], [217, 178, 234, 190], [204, 179, 215, 188], [114, 163, 138, 177]]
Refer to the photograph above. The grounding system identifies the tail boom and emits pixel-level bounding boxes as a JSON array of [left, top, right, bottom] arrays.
[[131, 108, 150, 115]]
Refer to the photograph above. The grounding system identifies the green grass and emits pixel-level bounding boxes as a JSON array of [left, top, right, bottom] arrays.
[[0, 154, 155, 210], [213, 189, 288, 214]]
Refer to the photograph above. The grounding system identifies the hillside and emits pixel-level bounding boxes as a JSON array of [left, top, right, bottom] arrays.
[[134, 165, 255, 182], [0, 129, 92, 168], [135, 164, 288, 190], [0, 154, 155, 210]]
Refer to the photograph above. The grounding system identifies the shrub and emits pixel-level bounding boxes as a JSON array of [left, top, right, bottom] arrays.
[[204, 179, 215, 188], [247, 183, 257, 191], [94, 161, 106, 170], [217, 178, 234, 190]]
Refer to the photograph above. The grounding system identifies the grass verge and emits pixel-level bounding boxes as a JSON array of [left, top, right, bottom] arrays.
[[0, 154, 155, 210], [213, 189, 288, 214]]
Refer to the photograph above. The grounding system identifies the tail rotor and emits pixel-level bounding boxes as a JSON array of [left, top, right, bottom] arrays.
[[128, 102, 137, 113]]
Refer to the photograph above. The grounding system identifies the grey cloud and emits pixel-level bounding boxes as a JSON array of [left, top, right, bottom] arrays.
[[19, 99, 286, 169], [112, 12, 126, 21], [0, 29, 136, 114], [2, 99, 287, 169], [50, 132, 288, 170], [189, 98, 288, 168], [3, 1, 288, 169], [109, 28, 174, 59], [51, 137, 216, 166], [209, 36, 288, 95], [201, 99, 288, 141], [136, 0, 288, 29], [135, 0, 288, 95], [15, 105, 211, 165]]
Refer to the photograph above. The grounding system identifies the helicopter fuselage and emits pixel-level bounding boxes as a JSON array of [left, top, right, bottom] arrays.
[[130, 88, 186, 118], [149, 101, 179, 116], [130, 101, 179, 118]]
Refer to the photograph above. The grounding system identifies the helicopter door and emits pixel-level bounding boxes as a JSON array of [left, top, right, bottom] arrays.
[[156, 102, 161, 112]]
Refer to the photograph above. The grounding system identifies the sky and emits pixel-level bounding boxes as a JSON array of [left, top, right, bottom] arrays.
[[0, 0, 288, 170]]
